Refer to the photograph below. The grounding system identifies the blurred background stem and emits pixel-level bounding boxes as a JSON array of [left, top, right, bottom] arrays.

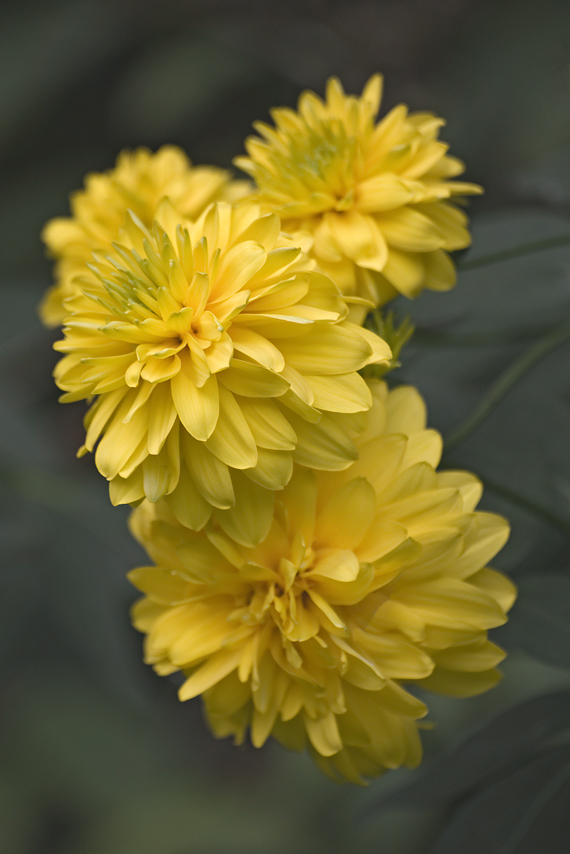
[[444, 321, 570, 451]]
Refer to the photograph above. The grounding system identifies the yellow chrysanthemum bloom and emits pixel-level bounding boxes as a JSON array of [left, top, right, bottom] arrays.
[[53, 201, 391, 546], [128, 381, 514, 783], [235, 76, 482, 311], [40, 145, 251, 327]]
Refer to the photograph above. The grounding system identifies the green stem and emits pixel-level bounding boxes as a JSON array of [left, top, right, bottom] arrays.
[[459, 233, 570, 271], [444, 322, 570, 452], [413, 325, 551, 347], [480, 476, 570, 538]]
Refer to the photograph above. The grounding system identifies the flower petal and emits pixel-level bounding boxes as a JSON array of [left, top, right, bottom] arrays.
[[171, 372, 219, 441]]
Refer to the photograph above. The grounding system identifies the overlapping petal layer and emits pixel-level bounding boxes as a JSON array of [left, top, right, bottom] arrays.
[[128, 381, 515, 782], [41, 146, 251, 326], [54, 201, 391, 545], [235, 76, 482, 312]]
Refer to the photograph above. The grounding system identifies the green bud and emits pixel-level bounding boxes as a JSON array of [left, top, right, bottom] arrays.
[[361, 310, 414, 378]]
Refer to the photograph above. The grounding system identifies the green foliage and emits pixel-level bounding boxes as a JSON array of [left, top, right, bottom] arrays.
[[371, 692, 570, 852], [362, 310, 415, 378], [2, 0, 570, 852], [500, 576, 570, 670]]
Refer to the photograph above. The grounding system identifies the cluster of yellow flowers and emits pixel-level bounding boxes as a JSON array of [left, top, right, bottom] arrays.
[[43, 76, 514, 783]]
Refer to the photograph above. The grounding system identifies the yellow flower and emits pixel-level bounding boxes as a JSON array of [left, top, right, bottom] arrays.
[[128, 381, 514, 783], [54, 201, 391, 546], [235, 76, 482, 311], [40, 145, 250, 327]]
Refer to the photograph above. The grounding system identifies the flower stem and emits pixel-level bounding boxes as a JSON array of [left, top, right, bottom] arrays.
[[444, 322, 570, 452], [458, 233, 570, 271]]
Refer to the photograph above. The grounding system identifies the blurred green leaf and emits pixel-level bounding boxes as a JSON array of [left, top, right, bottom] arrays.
[[433, 0, 570, 186], [0, 0, 126, 152], [0, 515, 42, 675], [393, 208, 570, 580], [1, 667, 182, 812], [431, 747, 570, 854], [74, 783, 313, 854], [402, 210, 570, 338], [110, 36, 258, 142], [0, 772, 39, 854], [500, 575, 570, 670], [444, 322, 570, 452], [375, 691, 570, 809], [515, 143, 570, 209]]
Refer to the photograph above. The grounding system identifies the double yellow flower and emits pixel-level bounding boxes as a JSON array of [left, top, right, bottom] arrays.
[[42, 76, 513, 783]]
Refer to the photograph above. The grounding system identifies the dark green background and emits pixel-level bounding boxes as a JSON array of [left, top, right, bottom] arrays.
[[2, 1, 570, 851]]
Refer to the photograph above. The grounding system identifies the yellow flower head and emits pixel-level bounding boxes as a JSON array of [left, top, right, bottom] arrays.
[[128, 381, 514, 783], [40, 146, 250, 327], [235, 76, 482, 310], [54, 201, 391, 546]]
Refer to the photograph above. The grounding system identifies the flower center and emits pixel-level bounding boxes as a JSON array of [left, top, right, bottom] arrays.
[[234, 533, 317, 635], [282, 124, 357, 210]]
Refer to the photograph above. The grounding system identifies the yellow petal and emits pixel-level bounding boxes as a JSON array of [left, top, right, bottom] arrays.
[[210, 240, 266, 301], [278, 325, 372, 375], [350, 434, 407, 495], [304, 711, 343, 756], [352, 628, 434, 679], [384, 385, 427, 433], [204, 334, 233, 373], [205, 386, 258, 470], [147, 384, 177, 455], [229, 326, 285, 372], [244, 448, 293, 490], [236, 213, 280, 250], [238, 398, 297, 450], [214, 471, 274, 547], [356, 520, 409, 563], [415, 201, 470, 250], [361, 73, 383, 116], [436, 471, 482, 513], [306, 372, 372, 413], [168, 463, 213, 529], [356, 174, 414, 213], [326, 210, 388, 267], [184, 271, 210, 316], [179, 650, 242, 701], [430, 639, 506, 672], [393, 577, 507, 630], [109, 468, 145, 506], [377, 207, 444, 252], [417, 667, 502, 698], [83, 387, 126, 452], [219, 359, 289, 398], [183, 434, 234, 509], [423, 249, 456, 292], [143, 454, 170, 503], [343, 322, 392, 366], [290, 411, 358, 470], [468, 566, 516, 613], [171, 372, 219, 441], [95, 396, 149, 479], [381, 248, 426, 297], [248, 277, 309, 312], [141, 354, 181, 384], [311, 549, 360, 582], [248, 246, 303, 285], [316, 478, 376, 550], [403, 429, 442, 470], [281, 467, 318, 546]]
